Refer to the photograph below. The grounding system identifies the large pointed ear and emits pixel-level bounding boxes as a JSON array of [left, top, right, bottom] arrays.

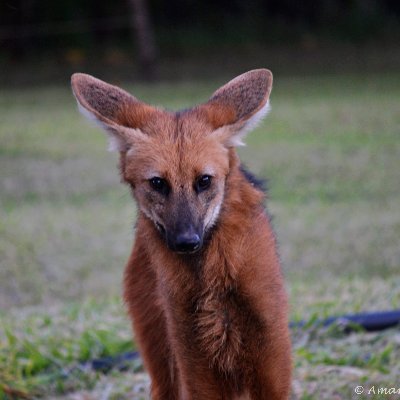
[[200, 69, 273, 146], [71, 73, 153, 151]]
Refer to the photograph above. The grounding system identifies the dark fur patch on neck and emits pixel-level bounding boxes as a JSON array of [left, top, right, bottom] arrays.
[[239, 164, 267, 192]]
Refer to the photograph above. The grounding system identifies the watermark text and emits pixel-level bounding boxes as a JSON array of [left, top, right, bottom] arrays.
[[354, 385, 400, 396]]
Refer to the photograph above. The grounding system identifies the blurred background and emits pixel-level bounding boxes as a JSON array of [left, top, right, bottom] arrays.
[[1, 1, 400, 398], [1, 0, 400, 85]]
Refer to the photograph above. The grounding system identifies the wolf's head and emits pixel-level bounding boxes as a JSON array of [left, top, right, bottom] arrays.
[[71, 70, 272, 254]]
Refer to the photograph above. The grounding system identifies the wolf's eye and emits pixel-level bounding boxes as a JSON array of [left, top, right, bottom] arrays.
[[149, 177, 169, 195], [196, 175, 212, 192]]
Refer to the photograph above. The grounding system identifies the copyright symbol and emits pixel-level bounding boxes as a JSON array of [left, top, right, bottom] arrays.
[[355, 386, 364, 394]]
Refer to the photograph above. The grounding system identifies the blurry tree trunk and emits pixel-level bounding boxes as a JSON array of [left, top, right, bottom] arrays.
[[128, 0, 157, 81]]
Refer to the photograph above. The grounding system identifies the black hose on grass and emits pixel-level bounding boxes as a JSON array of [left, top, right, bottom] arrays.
[[89, 351, 140, 373], [290, 309, 400, 332], [90, 309, 400, 372]]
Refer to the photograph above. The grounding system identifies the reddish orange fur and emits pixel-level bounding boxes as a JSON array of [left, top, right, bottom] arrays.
[[71, 70, 292, 400], [124, 149, 291, 399]]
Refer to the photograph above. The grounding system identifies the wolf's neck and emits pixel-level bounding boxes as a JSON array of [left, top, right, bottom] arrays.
[[217, 150, 266, 237], [193, 158, 266, 286]]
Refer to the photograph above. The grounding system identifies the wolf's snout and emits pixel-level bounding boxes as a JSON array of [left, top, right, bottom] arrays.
[[172, 231, 202, 253]]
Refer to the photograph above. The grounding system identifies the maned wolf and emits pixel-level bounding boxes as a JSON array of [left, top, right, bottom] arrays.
[[71, 69, 291, 400]]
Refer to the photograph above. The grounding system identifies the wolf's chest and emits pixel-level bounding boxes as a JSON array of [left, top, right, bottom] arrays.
[[193, 288, 256, 373]]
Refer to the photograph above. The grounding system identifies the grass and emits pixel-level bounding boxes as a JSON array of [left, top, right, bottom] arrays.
[[0, 72, 400, 398], [0, 299, 143, 398]]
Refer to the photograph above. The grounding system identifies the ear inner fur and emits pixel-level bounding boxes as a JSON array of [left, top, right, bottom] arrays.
[[71, 73, 161, 151], [71, 73, 136, 125], [203, 69, 272, 129], [71, 73, 158, 131], [212, 69, 272, 119]]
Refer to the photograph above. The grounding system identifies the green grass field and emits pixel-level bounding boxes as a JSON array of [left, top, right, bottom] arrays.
[[1, 72, 400, 398]]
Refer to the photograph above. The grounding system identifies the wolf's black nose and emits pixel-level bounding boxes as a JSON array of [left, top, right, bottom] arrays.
[[174, 233, 201, 253]]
